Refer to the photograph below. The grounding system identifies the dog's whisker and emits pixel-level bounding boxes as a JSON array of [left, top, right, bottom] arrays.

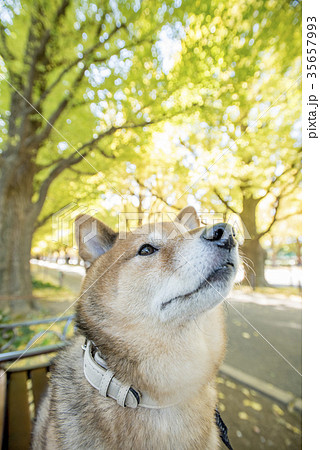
[[243, 260, 256, 276]]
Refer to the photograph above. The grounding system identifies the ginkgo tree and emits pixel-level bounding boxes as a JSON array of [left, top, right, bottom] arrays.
[[0, 0, 301, 306], [89, 0, 302, 287], [0, 0, 203, 305]]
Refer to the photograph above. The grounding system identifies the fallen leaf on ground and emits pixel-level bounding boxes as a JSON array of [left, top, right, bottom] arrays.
[[238, 411, 249, 420], [242, 332, 251, 339], [272, 404, 285, 416], [243, 399, 263, 411]]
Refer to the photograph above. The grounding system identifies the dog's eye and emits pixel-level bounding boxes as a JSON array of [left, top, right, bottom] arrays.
[[138, 244, 158, 256]]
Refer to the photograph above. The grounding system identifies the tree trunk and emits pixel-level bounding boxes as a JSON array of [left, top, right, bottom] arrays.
[[241, 238, 268, 288], [0, 160, 37, 310], [240, 196, 268, 288]]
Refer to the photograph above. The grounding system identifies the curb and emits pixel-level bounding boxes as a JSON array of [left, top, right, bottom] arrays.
[[220, 364, 301, 413]]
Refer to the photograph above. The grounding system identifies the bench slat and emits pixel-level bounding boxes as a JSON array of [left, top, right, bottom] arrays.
[[30, 368, 48, 411], [0, 370, 7, 448], [8, 372, 31, 450]]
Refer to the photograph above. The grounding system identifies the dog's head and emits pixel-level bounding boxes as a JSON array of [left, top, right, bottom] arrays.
[[75, 207, 238, 326]]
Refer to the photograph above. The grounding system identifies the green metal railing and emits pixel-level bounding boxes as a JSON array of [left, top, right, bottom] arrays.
[[0, 315, 75, 363]]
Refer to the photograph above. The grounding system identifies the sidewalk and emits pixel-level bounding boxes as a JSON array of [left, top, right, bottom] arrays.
[[225, 292, 302, 398], [217, 374, 301, 449]]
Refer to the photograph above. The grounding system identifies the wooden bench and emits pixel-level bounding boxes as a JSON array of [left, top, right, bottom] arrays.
[[1, 365, 49, 449], [0, 316, 74, 449], [0, 345, 67, 450]]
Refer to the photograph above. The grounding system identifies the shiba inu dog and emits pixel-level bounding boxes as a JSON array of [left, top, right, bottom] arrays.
[[32, 206, 238, 449]]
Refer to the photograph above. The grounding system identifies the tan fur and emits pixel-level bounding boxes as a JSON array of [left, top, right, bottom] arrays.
[[32, 207, 238, 449]]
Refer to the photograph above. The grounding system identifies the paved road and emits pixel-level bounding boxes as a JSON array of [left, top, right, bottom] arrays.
[[31, 261, 302, 398], [224, 292, 302, 398]]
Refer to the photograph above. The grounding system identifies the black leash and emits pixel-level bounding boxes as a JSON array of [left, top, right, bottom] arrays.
[[215, 408, 233, 450]]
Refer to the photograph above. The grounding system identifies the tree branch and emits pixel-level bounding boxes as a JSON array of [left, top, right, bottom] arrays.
[[69, 167, 97, 176], [0, 24, 14, 61], [259, 158, 301, 199], [29, 22, 128, 143], [33, 116, 159, 212], [33, 23, 126, 108], [30, 74, 209, 211], [30, 67, 86, 147], [258, 197, 281, 238], [275, 210, 302, 222], [34, 150, 89, 213], [25, 0, 70, 101], [258, 168, 293, 199], [258, 203, 302, 238], [178, 139, 239, 214], [211, 188, 238, 214], [134, 177, 180, 210], [74, 117, 160, 155], [34, 212, 56, 230], [36, 156, 66, 172]]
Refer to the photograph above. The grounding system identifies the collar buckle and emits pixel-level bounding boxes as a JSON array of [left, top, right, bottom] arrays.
[[82, 339, 177, 410]]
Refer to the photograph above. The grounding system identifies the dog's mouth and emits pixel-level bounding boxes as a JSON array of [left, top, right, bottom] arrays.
[[160, 262, 235, 310]]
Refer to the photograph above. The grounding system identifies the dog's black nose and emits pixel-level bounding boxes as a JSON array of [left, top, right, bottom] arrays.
[[201, 223, 236, 249]]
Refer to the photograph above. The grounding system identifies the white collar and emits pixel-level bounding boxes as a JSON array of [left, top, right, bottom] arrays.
[[82, 340, 177, 409]]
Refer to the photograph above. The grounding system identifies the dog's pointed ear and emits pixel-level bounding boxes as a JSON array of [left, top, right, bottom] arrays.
[[75, 214, 117, 265], [175, 206, 200, 229]]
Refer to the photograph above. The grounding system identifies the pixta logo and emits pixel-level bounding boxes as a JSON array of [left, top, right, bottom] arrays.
[[117, 211, 251, 242], [52, 203, 99, 247]]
